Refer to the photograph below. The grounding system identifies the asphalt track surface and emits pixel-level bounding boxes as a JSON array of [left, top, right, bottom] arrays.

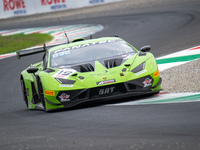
[[1, 1, 200, 149]]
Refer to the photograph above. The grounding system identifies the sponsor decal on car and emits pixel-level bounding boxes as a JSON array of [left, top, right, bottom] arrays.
[[78, 76, 84, 80], [59, 93, 70, 102], [135, 69, 147, 76], [52, 69, 76, 79], [52, 50, 70, 58], [97, 79, 116, 86], [143, 78, 152, 87], [122, 68, 127, 72], [53, 39, 119, 54], [120, 73, 124, 76], [99, 86, 115, 95], [26, 88, 29, 96], [28, 100, 31, 108], [59, 84, 73, 87]]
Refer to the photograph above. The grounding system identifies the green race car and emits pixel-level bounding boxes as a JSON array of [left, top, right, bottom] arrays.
[[17, 37, 162, 111]]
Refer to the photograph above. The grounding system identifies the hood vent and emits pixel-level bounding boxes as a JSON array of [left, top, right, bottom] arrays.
[[104, 58, 123, 69], [55, 78, 76, 84], [72, 63, 94, 72]]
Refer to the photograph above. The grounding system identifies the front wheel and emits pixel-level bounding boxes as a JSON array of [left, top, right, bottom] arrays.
[[38, 78, 46, 110], [20, 77, 28, 108]]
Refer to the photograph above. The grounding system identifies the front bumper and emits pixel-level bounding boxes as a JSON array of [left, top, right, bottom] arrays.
[[45, 75, 162, 111]]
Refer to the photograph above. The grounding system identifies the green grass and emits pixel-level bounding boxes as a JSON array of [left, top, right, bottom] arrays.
[[0, 33, 53, 55]]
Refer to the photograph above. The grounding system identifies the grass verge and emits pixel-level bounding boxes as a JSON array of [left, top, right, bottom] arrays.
[[0, 33, 53, 55]]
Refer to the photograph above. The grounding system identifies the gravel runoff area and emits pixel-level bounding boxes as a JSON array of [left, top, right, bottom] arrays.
[[160, 58, 200, 93]]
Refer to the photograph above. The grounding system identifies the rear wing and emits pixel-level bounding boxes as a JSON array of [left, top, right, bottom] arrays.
[[16, 43, 47, 59]]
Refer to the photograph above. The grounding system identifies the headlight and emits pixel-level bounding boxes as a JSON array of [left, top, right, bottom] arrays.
[[132, 62, 145, 73]]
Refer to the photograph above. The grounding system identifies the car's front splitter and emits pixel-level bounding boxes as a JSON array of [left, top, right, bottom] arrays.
[[45, 76, 162, 111]]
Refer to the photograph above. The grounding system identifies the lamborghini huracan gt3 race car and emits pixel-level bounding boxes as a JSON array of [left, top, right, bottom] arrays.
[[17, 37, 162, 111]]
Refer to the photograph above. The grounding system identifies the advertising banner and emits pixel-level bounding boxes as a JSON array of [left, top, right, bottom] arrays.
[[0, 0, 28, 19], [0, 0, 123, 19], [34, 0, 69, 14]]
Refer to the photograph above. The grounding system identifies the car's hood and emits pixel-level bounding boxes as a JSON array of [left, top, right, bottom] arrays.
[[40, 52, 154, 91]]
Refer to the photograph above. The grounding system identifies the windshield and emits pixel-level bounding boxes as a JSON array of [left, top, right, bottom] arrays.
[[50, 40, 136, 68]]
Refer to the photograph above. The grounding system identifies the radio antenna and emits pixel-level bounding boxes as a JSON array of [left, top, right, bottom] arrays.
[[58, 18, 70, 43]]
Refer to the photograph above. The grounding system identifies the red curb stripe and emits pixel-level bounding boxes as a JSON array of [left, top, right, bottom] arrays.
[[189, 46, 200, 50], [0, 53, 16, 59], [51, 26, 89, 36], [35, 26, 62, 34], [157, 92, 169, 95], [0, 29, 19, 35]]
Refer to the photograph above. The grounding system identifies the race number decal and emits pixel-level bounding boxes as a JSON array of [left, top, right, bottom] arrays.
[[53, 69, 76, 79]]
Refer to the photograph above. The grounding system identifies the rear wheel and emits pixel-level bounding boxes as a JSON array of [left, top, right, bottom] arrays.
[[38, 78, 46, 110], [20, 77, 28, 108]]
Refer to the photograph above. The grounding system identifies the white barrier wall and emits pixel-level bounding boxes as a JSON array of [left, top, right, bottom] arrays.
[[0, 0, 123, 19]]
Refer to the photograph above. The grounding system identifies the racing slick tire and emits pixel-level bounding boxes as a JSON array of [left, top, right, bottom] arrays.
[[38, 78, 46, 111], [20, 76, 28, 108]]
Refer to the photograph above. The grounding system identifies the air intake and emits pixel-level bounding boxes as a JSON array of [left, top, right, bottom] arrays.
[[104, 58, 123, 69], [72, 63, 94, 72]]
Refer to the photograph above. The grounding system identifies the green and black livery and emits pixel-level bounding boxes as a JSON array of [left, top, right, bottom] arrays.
[[18, 37, 162, 111]]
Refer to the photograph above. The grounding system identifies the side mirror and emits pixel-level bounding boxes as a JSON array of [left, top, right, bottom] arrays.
[[140, 45, 151, 52], [27, 67, 38, 74]]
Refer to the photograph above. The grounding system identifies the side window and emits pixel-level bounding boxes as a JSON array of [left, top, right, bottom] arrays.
[[42, 52, 48, 70]]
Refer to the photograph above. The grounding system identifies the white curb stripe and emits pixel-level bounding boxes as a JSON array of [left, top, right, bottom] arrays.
[[156, 46, 200, 60], [107, 93, 200, 106], [158, 61, 189, 72]]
